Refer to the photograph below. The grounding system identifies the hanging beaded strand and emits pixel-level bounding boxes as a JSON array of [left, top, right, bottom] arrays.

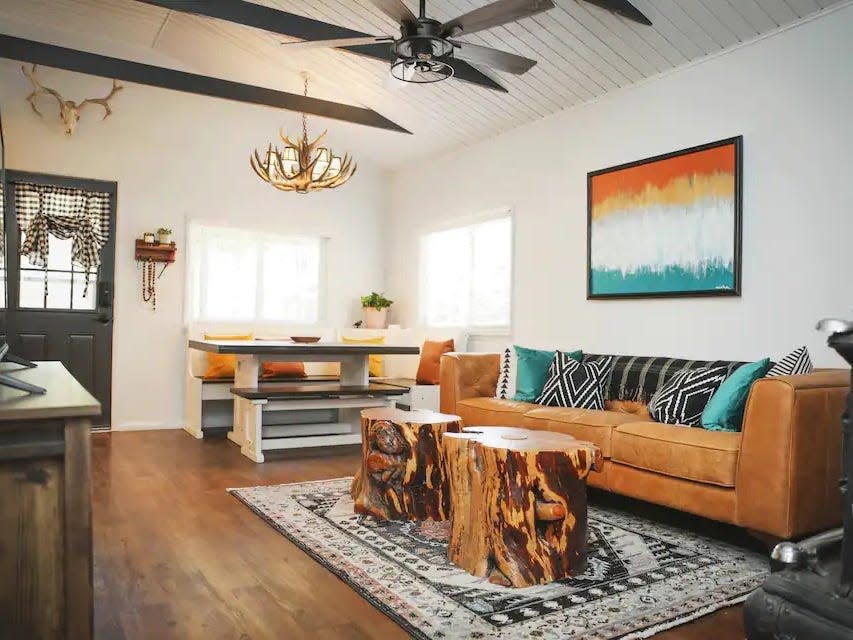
[[141, 257, 156, 311]]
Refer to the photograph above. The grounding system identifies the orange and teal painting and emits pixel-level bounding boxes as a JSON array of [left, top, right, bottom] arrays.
[[587, 137, 742, 298]]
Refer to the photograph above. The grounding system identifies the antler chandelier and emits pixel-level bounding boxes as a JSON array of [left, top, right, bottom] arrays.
[[250, 75, 356, 193]]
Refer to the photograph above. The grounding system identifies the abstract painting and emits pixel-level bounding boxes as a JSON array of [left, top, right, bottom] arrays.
[[587, 137, 742, 299]]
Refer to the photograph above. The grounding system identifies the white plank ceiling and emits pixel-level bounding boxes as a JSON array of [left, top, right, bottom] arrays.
[[0, 0, 845, 166]]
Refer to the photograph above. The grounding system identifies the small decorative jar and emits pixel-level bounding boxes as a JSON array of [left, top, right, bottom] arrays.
[[143, 232, 155, 244]]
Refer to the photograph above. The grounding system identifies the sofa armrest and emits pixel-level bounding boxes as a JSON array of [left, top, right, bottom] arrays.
[[439, 352, 500, 414], [736, 369, 849, 538]]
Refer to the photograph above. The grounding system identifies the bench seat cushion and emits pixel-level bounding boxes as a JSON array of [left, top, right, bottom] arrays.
[[611, 422, 741, 487], [522, 407, 647, 458]]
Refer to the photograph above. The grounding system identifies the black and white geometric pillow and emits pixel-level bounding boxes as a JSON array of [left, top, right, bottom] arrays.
[[535, 353, 614, 410], [495, 346, 514, 399], [648, 366, 729, 427], [766, 346, 813, 377]]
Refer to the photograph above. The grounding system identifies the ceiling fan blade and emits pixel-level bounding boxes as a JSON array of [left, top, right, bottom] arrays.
[[281, 36, 394, 50], [449, 41, 536, 75], [366, 0, 417, 24], [441, 0, 555, 37], [581, 0, 652, 25]]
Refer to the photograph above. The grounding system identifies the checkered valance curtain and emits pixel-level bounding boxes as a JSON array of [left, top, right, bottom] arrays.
[[15, 181, 111, 296]]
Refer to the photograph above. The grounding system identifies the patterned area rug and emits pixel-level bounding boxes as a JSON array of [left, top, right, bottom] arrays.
[[229, 478, 767, 639]]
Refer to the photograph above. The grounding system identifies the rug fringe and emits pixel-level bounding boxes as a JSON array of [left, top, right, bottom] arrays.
[[621, 594, 750, 639], [226, 476, 352, 493]]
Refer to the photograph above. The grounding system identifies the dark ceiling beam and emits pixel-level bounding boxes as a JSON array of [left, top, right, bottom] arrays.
[[136, 0, 507, 93], [0, 35, 411, 134]]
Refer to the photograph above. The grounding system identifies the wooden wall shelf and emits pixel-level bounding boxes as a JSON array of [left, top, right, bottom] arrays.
[[135, 239, 177, 263]]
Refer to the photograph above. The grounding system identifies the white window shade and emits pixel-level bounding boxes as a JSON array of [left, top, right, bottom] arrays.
[[188, 223, 323, 324], [420, 215, 512, 330]]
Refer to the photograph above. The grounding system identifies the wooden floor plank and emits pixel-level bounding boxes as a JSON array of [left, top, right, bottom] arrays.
[[92, 430, 751, 639]]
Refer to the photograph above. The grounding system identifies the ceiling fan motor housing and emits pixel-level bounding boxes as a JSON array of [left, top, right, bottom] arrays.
[[393, 18, 453, 61]]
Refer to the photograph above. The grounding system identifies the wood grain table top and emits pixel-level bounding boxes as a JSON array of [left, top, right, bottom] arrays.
[[0, 361, 100, 422]]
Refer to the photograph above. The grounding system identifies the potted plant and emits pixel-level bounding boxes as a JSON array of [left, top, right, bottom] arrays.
[[360, 292, 393, 329], [157, 227, 172, 244]]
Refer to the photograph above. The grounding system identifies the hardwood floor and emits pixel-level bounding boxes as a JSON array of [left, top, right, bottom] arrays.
[[93, 430, 754, 639]]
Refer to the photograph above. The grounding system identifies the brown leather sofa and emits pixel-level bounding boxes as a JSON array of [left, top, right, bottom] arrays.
[[440, 352, 850, 540]]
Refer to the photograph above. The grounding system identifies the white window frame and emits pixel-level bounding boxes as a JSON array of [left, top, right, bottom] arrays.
[[186, 221, 327, 325], [418, 208, 514, 336]]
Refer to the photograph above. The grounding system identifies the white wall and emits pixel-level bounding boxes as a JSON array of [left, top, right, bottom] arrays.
[[0, 59, 386, 429], [386, 5, 853, 367]]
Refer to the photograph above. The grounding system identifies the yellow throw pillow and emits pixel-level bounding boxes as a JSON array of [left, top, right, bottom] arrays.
[[203, 333, 253, 379], [341, 335, 385, 377]]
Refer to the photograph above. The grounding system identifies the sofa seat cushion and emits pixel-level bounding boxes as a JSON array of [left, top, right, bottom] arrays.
[[611, 422, 741, 487], [456, 398, 537, 427], [522, 407, 647, 458]]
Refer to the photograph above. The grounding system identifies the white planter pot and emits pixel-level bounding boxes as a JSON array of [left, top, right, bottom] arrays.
[[363, 307, 388, 329], [158, 233, 171, 244]]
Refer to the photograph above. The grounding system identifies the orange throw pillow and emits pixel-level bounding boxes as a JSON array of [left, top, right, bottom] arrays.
[[416, 339, 455, 385], [203, 333, 252, 379], [261, 361, 307, 379]]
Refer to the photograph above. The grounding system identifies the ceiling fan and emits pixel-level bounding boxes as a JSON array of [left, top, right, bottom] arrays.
[[280, 0, 653, 86]]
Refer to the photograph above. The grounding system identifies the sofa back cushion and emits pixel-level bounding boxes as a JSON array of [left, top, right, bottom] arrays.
[[584, 354, 747, 404]]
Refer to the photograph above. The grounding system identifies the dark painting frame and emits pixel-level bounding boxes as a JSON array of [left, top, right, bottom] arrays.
[[586, 136, 743, 300]]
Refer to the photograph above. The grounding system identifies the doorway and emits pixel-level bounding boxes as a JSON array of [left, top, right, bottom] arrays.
[[1, 170, 116, 428]]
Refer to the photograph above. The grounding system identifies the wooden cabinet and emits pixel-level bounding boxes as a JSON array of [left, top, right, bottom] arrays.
[[0, 362, 99, 639]]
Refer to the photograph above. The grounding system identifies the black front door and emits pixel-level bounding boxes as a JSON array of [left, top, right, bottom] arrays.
[[1, 171, 116, 428]]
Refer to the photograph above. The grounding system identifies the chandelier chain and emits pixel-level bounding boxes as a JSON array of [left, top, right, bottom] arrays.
[[302, 75, 309, 145]]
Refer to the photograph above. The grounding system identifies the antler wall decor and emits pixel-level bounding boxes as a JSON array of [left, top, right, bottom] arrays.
[[22, 64, 123, 136]]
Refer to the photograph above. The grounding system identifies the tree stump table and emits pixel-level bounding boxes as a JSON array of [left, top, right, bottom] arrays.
[[443, 426, 602, 587], [351, 408, 462, 521]]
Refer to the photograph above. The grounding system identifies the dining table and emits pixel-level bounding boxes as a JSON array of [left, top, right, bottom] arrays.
[[187, 339, 421, 460]]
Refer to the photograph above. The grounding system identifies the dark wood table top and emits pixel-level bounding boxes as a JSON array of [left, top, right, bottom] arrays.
[[189, 339, 420, 356]]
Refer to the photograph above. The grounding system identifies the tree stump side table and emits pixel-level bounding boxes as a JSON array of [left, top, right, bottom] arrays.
[[351, 408, 462, 521], [443, 426, 602, 587]]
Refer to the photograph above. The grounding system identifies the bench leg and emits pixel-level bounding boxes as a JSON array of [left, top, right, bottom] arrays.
[[184, 378, 204, 439], [230, 355, 260, 446], [240, 400, 265, 463]]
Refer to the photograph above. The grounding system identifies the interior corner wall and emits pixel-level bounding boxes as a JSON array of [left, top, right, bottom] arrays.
[[0, 59, 386, 430], [385, 5, 853, 367]]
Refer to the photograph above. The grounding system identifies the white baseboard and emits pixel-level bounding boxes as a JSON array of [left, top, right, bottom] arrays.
[[110, 423, 182, 432]]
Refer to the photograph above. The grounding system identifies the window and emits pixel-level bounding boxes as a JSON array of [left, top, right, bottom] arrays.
[[18, 235, 97, 310], [420, 215, 512, 330], [188, 224, 323, 324]]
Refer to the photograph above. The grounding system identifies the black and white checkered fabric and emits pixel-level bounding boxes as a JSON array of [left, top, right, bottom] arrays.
[[15, 181, 111, 297], [648, 366, 730, 427], [767, 346, 813, 377], [583, 353, 747, 404], [536, 353, 614, 410]]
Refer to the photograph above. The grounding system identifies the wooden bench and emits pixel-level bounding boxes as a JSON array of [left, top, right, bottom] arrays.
[[184, 374, 342, 437], [230, 382, 408, 462]]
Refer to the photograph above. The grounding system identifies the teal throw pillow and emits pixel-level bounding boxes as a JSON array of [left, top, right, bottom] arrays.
[[513, 345, 582, 402], [701, 358, 771, 432]]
